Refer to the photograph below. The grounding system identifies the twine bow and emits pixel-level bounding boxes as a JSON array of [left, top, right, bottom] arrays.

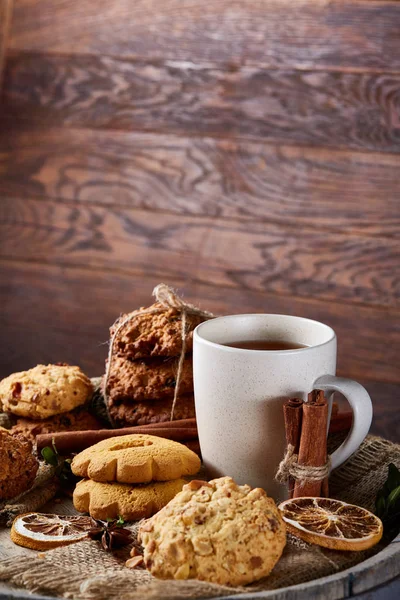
[[103, 284, 214, 424], [153, 284, 215, 318], [275, 444, 331, 484]]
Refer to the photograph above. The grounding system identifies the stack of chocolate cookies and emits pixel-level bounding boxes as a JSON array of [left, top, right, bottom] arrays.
[[104, 302, 206, 427]]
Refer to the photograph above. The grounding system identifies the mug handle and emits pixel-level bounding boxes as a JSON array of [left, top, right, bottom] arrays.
[[313, 375, 373, 470]]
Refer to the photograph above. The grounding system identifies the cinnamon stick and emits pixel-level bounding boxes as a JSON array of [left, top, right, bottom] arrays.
[[36, 425, 198, 455], [283, 398, 303, 498], [140, 418, 197, 430], [293, 389, 329, 498]]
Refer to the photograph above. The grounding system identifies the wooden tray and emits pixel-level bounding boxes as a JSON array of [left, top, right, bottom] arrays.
[[1, 499, 399, 600]]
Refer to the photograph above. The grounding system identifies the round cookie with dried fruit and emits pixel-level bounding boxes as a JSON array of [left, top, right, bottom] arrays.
[[138, 476, 286, 586], [71, 433, 201, 483], [0, 364, 93, 419]]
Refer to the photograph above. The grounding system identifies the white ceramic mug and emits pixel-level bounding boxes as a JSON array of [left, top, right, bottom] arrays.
[[193, 314, 373, 500]]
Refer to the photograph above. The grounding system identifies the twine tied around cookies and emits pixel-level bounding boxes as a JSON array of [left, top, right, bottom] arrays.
[[275, 443, 331, 485], [103, 284, 215, 423]]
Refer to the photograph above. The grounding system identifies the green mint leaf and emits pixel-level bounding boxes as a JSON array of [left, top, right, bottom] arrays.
[[376, 463, 400, 507], [41, 446, 58, 467], [116, 516, 125, 526], [387, 463, 400, 490], [375, 495, 386, 518], [387, 485, 400, 510], [375, 464, 400, 537]]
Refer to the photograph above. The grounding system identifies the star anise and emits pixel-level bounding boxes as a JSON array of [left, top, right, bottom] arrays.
[[87, 518, 132, 551]]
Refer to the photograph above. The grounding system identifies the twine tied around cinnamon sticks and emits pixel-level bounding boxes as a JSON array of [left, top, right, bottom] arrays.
[[276, 444, 331, 484], [103, 283, 215, 423], [275, 391, 331, 498]]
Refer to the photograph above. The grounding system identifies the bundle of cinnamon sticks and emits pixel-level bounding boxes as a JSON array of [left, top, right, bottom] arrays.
[[283, 390, 331, 498]]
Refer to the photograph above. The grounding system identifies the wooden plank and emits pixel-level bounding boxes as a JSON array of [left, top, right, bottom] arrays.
[[352, 579, 400, 600], [337, 380, 400, 443], [0, 260, 398, 384], [0, 196, 399, 308], [3, 53, 400, 152], [0, 0, 12, 88], [362, 381, 400, 443], [7, 0, 400, 71], [0, 127, 399, 238]]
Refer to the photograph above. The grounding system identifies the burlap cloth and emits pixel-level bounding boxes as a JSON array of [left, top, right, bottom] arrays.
[[0, 434, 399, 600]]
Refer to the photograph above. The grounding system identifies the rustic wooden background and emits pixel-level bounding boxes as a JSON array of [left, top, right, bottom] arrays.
[[0, 0, 398, 440]]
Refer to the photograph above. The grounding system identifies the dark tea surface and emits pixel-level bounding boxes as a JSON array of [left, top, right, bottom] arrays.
[[223, 340, 308, 350]]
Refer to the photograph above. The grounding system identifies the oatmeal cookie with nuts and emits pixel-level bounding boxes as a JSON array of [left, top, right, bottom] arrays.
[[107, 393, 196, 427], [0, 428, 39, 499], [0, 364, 93, 419], [105, 356, 193, 403], [73, 478, 186, 521], [110, 303, 205, 360], [138, 476, 286, 586]]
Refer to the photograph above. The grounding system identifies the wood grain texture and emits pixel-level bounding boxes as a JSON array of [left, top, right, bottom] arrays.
[[0, 0, 12, 87], [0, 196, 399, 308], [1, 0, 399, 455], [8, 0, 400, 71], [335, 380, 400, 443], [362, 381, 400, 443], [0, 259, 398, 383], [3, 53, 400, 152], [0, 127, 399, 238]]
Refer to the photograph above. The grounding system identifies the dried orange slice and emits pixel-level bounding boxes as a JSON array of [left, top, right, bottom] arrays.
[[278, 497, 383, 551], [11, 512, 94, 551]]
